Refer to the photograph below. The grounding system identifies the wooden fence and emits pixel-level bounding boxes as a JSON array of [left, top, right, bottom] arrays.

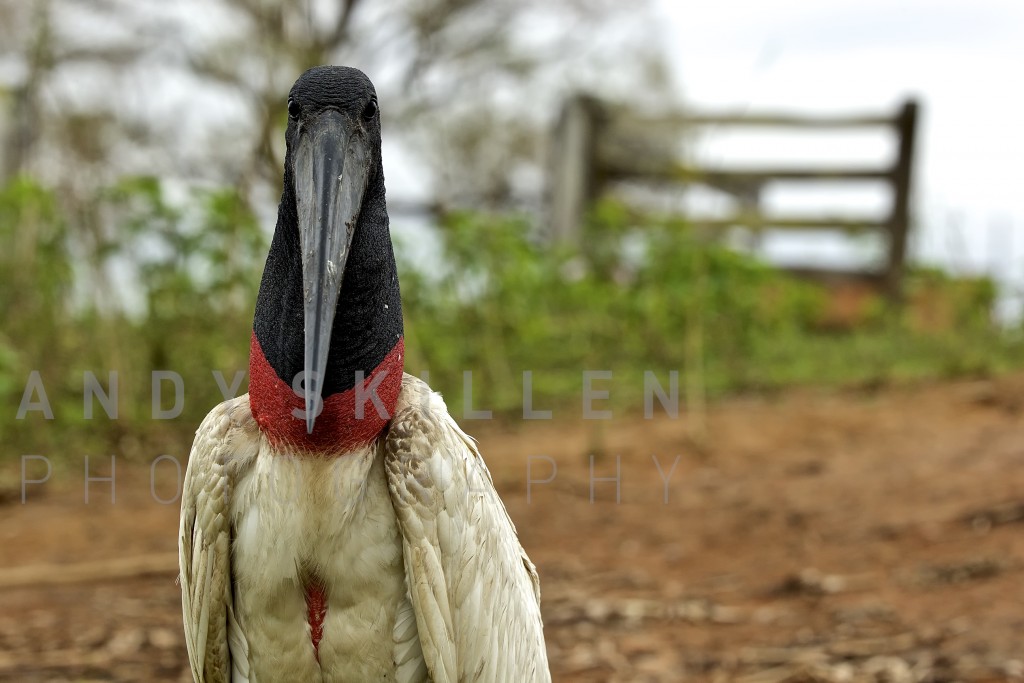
[[548, 96, 919, 298]]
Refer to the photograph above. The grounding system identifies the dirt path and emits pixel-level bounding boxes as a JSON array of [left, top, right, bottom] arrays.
[[2, 377, 1023, 681]]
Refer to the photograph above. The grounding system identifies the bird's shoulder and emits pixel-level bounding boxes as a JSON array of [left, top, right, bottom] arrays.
[[388, 373, 475, 447], [187, 394, 262, 480], [385, 373, 494, 503], [194, 393, 260, 448]]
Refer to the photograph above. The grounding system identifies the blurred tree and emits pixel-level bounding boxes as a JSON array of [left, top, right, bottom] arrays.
[[0, 0, 669, 210], [0, 0, 146, 184]]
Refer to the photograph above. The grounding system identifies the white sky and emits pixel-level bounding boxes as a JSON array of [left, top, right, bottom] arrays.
[[652, 0, 1024, 313]]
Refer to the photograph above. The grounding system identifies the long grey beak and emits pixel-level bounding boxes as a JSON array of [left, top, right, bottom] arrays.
[[294, 110, 370, 434]]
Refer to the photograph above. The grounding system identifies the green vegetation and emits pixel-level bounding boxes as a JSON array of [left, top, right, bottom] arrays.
[[1, 179, 1020, 465], [404, 201, 1018, 414], [2, 176, 263, 462]]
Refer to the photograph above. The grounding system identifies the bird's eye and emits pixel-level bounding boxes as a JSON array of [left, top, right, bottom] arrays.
[[362, 98, 378, 121], [287, 98, 301, 120]]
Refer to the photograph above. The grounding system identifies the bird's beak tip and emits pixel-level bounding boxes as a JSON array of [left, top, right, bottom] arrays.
[[305, 395, 317, 434]]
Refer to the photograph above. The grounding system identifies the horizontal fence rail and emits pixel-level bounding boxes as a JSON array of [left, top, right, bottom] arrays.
[[548, 96, 919, 299]]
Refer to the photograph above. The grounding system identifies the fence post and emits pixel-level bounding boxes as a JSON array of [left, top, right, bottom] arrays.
[[549, 94, 601, 246], [886, 99, 918, 301]]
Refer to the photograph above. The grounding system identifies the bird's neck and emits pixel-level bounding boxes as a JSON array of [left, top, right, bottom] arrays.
[[249, 181, 404, 454]]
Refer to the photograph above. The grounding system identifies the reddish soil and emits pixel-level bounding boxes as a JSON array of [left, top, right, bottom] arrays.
[[2, 376, 1023, 681]]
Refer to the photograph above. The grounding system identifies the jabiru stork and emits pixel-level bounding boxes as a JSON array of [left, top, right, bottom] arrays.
[[178, 65, 550, 682]]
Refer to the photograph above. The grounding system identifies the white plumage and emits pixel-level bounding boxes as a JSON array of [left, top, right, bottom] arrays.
[[179, 373, 551, 682]]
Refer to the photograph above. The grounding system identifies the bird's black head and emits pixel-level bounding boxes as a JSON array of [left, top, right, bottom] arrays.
[[287, 64, 380, 122], [251, 66, 404, 449], [282, 66, 383, 195]]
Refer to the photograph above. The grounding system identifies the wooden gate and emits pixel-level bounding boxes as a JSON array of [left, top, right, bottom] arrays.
[[548, 96, 919, 299]]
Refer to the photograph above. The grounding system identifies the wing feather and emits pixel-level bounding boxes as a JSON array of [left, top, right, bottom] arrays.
[[178, 395, 259, 683], [384, 375, 551, 683]]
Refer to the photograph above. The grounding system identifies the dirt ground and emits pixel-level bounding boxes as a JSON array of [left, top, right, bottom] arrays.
[[2, 376, 1023, 682]]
